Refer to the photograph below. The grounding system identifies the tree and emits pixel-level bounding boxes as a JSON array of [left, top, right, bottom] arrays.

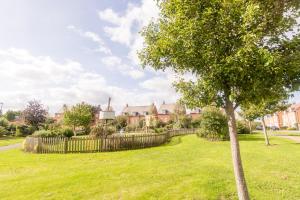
[[113, 115, 128, 130], [63, 102, 93, 135], [23, 100, 47, 128], [4, 110, 21, 122], [242, 100, 289, 145], [139, 1, 300, 199]]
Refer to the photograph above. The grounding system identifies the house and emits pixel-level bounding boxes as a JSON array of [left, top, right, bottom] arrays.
[[157, 102, 186, 123], [122, 103, 158, 126], [189, 108, 201, 120], [264, 103, 300, 129]]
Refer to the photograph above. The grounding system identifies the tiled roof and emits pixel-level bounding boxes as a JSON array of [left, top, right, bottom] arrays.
[[158, 103, 176, 114], [122, 104, 156, 116]]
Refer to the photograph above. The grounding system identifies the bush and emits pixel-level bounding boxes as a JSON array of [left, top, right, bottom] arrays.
[[280, 126, 288, 130], [287, 127, 297, 131], [191, 117, 202, 128], [15, 125, 36, 137], [125, 124, 138, 132], [33, 130, 55, 137], [59, 128, 74, 137], [33, 128, 74, 138], [197, 106, 229, 141], [90, 124, 115, 137], [237, 121, 250, 134], [154, 127, 167, 133], [0, 126, 8, 136], [0, 117, 9, 128]]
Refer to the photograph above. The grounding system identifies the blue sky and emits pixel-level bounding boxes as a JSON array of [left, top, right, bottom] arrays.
[[0, 0, 299, 114], [0, 0, 181, 113]]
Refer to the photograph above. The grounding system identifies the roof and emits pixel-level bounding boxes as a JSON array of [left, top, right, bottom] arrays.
[[158, 102, 186, 115], [158, 103, 176, 114], [122, 104, 157, 116]]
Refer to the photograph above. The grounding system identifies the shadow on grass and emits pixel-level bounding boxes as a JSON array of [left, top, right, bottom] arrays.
[[238, 135, 265, 142], [164, 136, 183, 146], [0, 136, 18, 141]]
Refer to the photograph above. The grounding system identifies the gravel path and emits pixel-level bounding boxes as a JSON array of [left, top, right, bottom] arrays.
[[277, 136, 300, 143], [0, 143, 21, 151]]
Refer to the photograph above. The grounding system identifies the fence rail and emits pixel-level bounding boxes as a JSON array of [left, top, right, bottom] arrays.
[[23, 129, 197, 154]]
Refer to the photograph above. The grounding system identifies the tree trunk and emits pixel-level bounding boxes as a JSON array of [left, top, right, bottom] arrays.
[[248, 121, 252, 134], [261, 118, 270, 146], [225, 100, 250, 200], [73, 125, 76, 136]]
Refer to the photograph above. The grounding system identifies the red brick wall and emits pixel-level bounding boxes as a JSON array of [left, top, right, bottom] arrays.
[[157, 114, 171, 123]]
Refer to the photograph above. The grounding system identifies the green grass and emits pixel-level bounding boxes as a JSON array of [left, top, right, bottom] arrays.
[[256, 130, 300, 136], [0, 136, 24, 147], [1, 134, 300, 200]]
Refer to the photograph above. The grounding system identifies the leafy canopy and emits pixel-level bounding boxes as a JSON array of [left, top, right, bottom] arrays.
[[23, 100, 48, 127], [63, 102, 93, 129], [139, 0, 300, 109]]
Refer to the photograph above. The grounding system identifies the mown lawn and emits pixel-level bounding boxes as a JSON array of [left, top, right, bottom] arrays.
[[0, 134, 300, 200], [268, 131, 300, 136], [0, 136, 24, 147]]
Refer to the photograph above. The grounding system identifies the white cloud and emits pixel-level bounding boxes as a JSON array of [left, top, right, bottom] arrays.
[[98, 0, 159, 64], [0, 48, 177, 114], [67, 25, 111, 55], [101, 56, 145, 79], [101, 56, 122, 67]]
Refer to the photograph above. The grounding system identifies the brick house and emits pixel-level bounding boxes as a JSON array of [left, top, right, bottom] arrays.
[[157, 102, 186, 123], [264, 103, 300, 129], [122, 103, 158, 126]]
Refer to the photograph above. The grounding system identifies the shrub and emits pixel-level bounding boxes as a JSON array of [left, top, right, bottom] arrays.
[[0, 117, 9, 128], [191, 117, 202, 128], [90, 124, 115, 137], [125, 124, 138, 132], [59, 128, 74, 137], [0, 126, 8, 136], [154, 127, 167, 133], [197, 106, 229, 141], [280, 126, 288, 130], [33, 130, 55, 137], [15, 125, 36, 137], [287, 127, 297, 131], [237, 121, 250, 134]]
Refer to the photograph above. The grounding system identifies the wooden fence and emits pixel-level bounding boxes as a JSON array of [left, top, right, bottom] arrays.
[[23, 129, 197, 154]]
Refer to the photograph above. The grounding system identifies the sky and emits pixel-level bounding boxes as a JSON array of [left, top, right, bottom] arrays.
[[0, 0, 299, 114]]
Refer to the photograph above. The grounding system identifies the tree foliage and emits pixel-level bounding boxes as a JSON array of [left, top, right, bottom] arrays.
[[63, 102, 93, 132], [139, 1, 300, 199], [4, 110, 21, 122], [140, 1, 300, 109], [23, 100, 48, 127], [198, 106, 229, 140]]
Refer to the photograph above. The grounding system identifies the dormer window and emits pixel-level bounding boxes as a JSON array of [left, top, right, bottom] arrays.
[[143, 111, 149, 115]]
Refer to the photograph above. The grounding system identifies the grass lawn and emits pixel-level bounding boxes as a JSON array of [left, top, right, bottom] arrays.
[[1, 134, 300, 200], [270, 131, 300, 136], [0, 136, 24, 147]]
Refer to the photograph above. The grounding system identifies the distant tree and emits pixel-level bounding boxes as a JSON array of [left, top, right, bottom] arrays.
[[242, 100, 289, 145], [4, 110, 21, 122], [63, 103, 93, 135], [23, 100, 47, 128], [0, 117, 9, 128], [139, 1, 300, 198], [113, 115, 128, 130]]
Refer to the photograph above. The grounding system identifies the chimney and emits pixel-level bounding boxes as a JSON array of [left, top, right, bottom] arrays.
[[163, 100, 165, 104], [126, 103, 128, 107]]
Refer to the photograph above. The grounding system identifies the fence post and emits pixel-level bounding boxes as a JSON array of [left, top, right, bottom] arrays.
[[64, 137, 68, 154]]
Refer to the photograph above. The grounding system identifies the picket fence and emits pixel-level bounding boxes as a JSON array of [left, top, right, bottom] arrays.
[[23, 129, 197, 154]]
